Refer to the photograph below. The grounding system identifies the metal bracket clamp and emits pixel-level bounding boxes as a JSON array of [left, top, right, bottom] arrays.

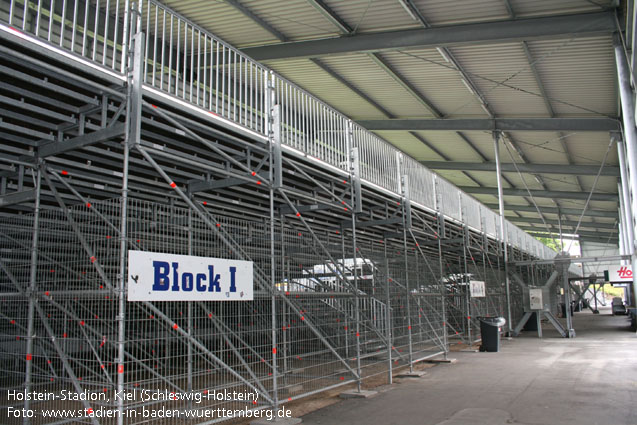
[[127, 31, 144, 147], [271, 104, 283, 189], [401, 174, 412, 229], [349, 132, 362, 214]]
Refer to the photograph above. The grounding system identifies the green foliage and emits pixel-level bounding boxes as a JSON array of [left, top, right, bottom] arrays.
[[535, 236, 563, 253], [599, 284, 624, 298]]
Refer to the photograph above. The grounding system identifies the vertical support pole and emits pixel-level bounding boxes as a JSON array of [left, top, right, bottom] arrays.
[[266, 70, 279, 410], [121, 0, 130, 74], [340, 227, 349, 359], [348, 122, 362, 392], [562, 269, 574, 337], [556, 254, 574, 338], [400, 173, 414, 372], [280, 217, 288, 375], [493, 131, 513, 335], [351, 208, 362, 392], [614, 37, 637, 309], [116, 109, 130, 425], [23, 166, 41, 425], [616, 137, 635, 256], [434, 175, 449, 359], [187, 209, 193, 410], [462, 223, 471, 343], [116, 18, 142, 424], [384, 240, 393, 382], [618, 197, 629, 265]]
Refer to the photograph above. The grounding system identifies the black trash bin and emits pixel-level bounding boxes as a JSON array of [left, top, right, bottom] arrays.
[[478, 317, 506, 352]]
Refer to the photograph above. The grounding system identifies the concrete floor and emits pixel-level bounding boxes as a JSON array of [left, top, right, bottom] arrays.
[[300, 307, 637, 425]]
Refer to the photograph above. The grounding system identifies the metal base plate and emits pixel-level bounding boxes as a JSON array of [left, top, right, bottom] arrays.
[[339, 390, 378, 399]]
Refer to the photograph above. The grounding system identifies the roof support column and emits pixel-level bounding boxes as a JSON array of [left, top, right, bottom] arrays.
[[614, 36, 637, 311], [494, 131, 512, 335], [616, 137, 635, 255], [618, 201, 628, 263]]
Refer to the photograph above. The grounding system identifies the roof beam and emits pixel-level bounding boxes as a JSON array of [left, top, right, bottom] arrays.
[[578, 235, 619, 243], [522, 41, 555, 117], [368, 53, 442, 117], [483, 203, 617, 218], [460, 186, 618, 201], [357, 117, 620, 131], [242, 12, 616, 60], [225, 0, 288, 41], [508, 217, 617, 230], [310, 58, 393, 116], [421, 161, 619, 176], [521, 227, 618, 241], [305, 0, 353, 34]]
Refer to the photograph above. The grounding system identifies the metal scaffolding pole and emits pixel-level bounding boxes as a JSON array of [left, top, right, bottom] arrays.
[[267, 70, 279, 409], [22, 166, 41, 425], [384, 239, 393, 383], [352, 211, 362, 392], [462, 223, 472, 343], [116, 12, 142, 422], [187, 209, 193, 411], [401, 176, 414, 372], [614, 36, 637, 308], [493, 131, 513, 334]]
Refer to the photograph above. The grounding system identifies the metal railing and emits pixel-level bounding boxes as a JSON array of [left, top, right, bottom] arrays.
[[0, 0, 556, 258]]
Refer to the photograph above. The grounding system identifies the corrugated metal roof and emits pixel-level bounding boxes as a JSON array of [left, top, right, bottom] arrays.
[[375, 131, 443, 160], [159, 0, 278, 47], [505, 131, 572, 164], [436, 170, 483, 187], [447, 42, 551, 117], [322, 0, 420, 33], [318, 54, 437, 118], [412, 0, 509, 25], [527, 36, 617, 116], [264, 59, 385, 118], [377, 49, 487, 117], [408, 130, 490, 162], [239, 0, 340, 40], [578, 175, 620, 195], [509, 0, 613, 17]]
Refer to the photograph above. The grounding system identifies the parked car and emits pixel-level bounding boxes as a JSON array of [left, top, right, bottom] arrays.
[[612, 297, 627, 315]]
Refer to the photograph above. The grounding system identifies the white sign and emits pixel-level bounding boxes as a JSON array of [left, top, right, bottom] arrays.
[[127, 251, 253, 301], [605, 265, 633, 283], [470, 280, 486, 298], [529, 288, 543, 310]]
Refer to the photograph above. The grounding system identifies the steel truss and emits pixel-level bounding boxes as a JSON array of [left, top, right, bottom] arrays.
[[0, 1, 552, 424]]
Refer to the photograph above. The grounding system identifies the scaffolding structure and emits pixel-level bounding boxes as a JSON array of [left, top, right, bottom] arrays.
[[0, 1, 561, 424]]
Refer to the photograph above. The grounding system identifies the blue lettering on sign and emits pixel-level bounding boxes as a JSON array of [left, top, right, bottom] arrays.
[[196, 273, 207, 291], [182, 273, 193, 291], [150, 261, 239, 293], [229, 267, 236, 292], [152, 261, 170, 290], [171, 262, 179, 291], [208, 266, 221, 292]]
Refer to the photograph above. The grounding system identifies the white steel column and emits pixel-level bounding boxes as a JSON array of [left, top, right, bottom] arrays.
[[493, 131, 513, 334], [617, 139, 635, 255], [614, 37, 637, 308]]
